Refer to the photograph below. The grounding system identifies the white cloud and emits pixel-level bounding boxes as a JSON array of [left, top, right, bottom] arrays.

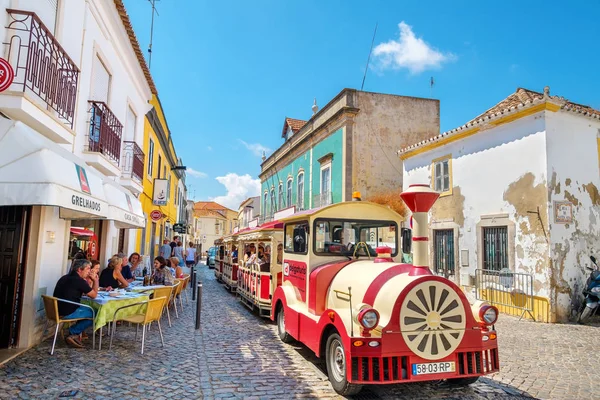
[[187, 167, 208, 178], [210, 173, 260, 210], [372, 21, 455, 74], [239, 139, 271, 158]]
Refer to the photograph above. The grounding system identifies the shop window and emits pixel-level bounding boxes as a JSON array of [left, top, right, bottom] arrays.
[[69, 220, 102, 261]]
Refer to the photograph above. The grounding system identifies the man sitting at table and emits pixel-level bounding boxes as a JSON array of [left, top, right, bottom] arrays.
[[53, 259, 98, 348]]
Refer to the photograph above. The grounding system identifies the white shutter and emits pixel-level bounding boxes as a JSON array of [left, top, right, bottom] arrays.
[[28, 0, 58, 33], [126, 106, 136, 141], [90, 56, 110, 103]]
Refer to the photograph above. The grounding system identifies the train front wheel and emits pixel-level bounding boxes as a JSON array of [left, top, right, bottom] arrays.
[[276, 306, 294, 343], [325, 333, 362, 396]]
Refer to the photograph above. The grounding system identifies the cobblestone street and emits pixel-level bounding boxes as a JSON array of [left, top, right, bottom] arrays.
[[0, 263, 597, 399]]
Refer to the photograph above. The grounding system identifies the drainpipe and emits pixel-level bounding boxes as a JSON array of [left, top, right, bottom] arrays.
[[72, 10, 88, 155], [400, 184, 440, 276]]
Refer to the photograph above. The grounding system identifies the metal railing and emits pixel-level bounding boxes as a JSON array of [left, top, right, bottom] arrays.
[[313, 192, 333, 208], [4, 10, 79, 127], [475, 268, 535, 321], [122, 141, 144, 182], [88, 101, 123, 165]]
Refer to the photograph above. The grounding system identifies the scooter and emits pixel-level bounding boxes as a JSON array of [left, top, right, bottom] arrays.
[[577, 255, 600, 323]]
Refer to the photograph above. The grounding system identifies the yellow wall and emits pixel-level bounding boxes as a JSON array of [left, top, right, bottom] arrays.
[[136, 94, 182, 258]]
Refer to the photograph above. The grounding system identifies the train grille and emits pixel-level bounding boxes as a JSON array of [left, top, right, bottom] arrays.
[[457, 349, 499, 375], [351, 356, 409, 382]]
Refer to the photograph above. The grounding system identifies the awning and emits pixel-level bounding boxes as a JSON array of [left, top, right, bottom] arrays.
[[0, 119, 109, 219], [103, 179, 145, 229], [70, 227, 95, 237]]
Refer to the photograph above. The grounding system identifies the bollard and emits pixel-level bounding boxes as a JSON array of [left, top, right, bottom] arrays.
[[195, 283, 203, 330], [191, 270, 197, 301]]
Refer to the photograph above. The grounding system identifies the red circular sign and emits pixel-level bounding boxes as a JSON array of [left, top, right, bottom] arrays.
[[0, 58, 15, 92], [150, 210, 162, 221]]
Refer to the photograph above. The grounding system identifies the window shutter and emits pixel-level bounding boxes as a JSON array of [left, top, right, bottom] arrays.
[[30, 0, 58, 33], [126, 106, 136, 141], [90, 56, 110, 103]]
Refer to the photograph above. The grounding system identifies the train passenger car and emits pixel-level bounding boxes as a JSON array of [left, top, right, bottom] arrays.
[[213, 238, 224, 281], [271, 186, 500, 396], [236, 221, 284, 317], [221, 234, 239, 292]]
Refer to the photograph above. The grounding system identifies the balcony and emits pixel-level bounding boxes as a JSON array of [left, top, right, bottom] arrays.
[[84, 101, 123, 176], [120, 141, 144, 194], [313, 192, 333, 208], [0, 10, 79, 144]]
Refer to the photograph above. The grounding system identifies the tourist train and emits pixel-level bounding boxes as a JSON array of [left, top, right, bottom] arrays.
[[213, 185, 500, 396]]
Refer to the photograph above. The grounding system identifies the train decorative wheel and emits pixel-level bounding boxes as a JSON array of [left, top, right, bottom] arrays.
[[400, 281, 466, 360]]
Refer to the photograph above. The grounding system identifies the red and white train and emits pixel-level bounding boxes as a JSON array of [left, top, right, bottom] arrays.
[[214, 185, 499, 396]]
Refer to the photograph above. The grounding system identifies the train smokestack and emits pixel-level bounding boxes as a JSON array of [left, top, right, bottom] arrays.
[[400, 184, 440, 276]]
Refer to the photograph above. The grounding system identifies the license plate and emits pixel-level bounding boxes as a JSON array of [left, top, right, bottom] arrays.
[[412, 361, 455, 375]]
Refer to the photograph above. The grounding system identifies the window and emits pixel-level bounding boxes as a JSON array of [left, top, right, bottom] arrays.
[[90, 56, 111, 103], [147, 139, 154, 176], [157, 155, 162, 179], [284, 221, 309, 254], [263, 192, 268, 217], [286, 178, 292, 208], [167, 174, 171, 201], [270, 189, 275, 215], [313, 218, 398, 257], [278, 183, 284, 209], [433, 229, 455, 276], [297, 173, 304, 209], [30, 0, 58, 33], [320, 164, 331, 206], [126, 106, 136, 141], [432, 155, 452, 195], [482, 226, 508, 271]]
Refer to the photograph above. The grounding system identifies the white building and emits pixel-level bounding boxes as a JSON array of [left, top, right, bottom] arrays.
[[236, 196, 260, 230], [401, 86, 600, 323], [0, 0, 151, 351]]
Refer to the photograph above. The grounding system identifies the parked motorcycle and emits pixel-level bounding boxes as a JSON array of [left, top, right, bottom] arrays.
[[577, 255, 600, 323]]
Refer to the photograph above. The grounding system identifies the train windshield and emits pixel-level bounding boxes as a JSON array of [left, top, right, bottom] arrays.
[[313, 218, 398, 257]]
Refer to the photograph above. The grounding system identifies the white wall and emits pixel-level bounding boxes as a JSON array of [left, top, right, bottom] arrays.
[[545, 111, 600, 317], [404, 114, 550, 295]]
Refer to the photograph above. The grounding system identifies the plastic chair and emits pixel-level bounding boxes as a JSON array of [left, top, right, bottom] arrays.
[[109, 296, 167, 354], [41, 295, 96, 355], [180, 274, 190, 304], [150, 286, 174, 327], [172, 279, 184, 316]]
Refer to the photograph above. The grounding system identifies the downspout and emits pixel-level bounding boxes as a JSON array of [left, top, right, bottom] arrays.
[[72, 8, 88, 154]]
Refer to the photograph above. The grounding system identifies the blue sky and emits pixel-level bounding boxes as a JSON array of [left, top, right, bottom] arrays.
[[123, 0, 600, 209]]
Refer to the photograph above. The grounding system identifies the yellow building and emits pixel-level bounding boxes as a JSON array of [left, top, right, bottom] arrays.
[[136, 94, 186, 261]]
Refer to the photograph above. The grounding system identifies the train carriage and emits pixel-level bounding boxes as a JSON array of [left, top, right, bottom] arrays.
[[221, 234, 239, 292], [269, 186, 500, 396], [213, 238, 224, 282], [236, 221, 284, 317]]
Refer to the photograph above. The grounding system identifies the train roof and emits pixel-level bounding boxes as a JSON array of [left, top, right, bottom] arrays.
[[279, 200, 405, 224]]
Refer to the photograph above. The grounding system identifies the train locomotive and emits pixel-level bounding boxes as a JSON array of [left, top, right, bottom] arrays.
[[216, 184, 500, 396]]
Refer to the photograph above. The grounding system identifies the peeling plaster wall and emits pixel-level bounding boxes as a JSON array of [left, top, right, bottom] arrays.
[[353, 92, 439, 199], [545, 111, 600, 321], [403, 115, 551, 311]]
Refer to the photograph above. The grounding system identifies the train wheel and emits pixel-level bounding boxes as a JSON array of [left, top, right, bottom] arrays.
[[276, 306, 294, 343], [446, 377, 479, 386], [325, 333, 362, 396]]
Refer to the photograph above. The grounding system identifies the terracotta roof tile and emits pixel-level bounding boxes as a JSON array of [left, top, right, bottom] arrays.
[[113, 0, 157, 94], [193, 201, 233, 212], [281, 117, 307, 138], [399, 87, 600, 155]]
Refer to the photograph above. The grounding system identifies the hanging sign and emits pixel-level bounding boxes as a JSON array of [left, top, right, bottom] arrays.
[[0, 58, 14, 92], [153, 179, 168, 206]]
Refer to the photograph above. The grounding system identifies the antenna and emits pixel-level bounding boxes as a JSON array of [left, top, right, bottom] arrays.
[[360, 22, 378, 91], [147, 0, 160, 69], [430, 76, 435, 98]]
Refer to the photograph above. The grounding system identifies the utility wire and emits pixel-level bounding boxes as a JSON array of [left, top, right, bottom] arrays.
[[361, 23, 378, 91]]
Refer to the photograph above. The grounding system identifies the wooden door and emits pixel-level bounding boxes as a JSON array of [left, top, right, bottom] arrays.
[[0, 206, 28, 348]]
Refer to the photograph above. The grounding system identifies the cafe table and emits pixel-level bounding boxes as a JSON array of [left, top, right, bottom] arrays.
[[82, 291, 150, 350]]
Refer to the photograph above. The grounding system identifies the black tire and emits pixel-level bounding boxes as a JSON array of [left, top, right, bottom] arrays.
[[446, 376, 479, 386], [276, 306, 294, 343], [325, 333, 362, 396], [578, 305, 594, 324]]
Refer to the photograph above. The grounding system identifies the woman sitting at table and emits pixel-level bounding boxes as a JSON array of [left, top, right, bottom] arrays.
[[169, 257, 184, 279], [87, 260, 113, 291], [152, 256, 174, 286], [99, 255, 129, 289]]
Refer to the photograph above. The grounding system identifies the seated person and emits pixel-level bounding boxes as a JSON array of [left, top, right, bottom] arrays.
[[169, 256, 184, 278], [99, 255, 129, 289], [53, 259, 99, 348], [152, 256, 174, 286], [86, 260, 112, 291], [118, 252, 135, 283]]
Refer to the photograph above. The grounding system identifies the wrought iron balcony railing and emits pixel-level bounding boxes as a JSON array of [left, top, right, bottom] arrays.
[[88, 101, 123, 165], [122, 141, 145, 182], [313, 191, 333, 208], [4, 10, 79, 127]]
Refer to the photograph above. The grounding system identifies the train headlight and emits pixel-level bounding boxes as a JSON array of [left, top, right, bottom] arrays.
[[358, 308, 380, 329], [479, 305, 498, 325]]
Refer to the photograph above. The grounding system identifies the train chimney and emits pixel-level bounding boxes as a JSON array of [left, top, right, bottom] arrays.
[[400, 184, 440, 276]]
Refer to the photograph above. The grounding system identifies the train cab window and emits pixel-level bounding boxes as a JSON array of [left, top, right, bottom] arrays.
[[276, 244, 283, 264], [285, 221, 309, 254], [314, 218, 398, 257]]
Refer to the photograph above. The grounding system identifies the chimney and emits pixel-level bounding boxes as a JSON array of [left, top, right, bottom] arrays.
[[400, 184, 440, 276], [312, 98, 319, 116]]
